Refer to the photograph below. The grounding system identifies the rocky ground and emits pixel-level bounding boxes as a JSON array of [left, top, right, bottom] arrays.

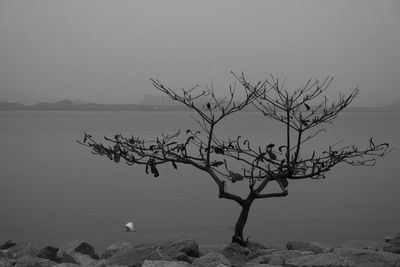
[[1, 233, 400, 267]]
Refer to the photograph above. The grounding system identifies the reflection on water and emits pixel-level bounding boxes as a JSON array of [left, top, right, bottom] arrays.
[[0, 111, 399, 250]]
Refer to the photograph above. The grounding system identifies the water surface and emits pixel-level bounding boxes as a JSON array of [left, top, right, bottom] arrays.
[[0, 111, 399, 250]]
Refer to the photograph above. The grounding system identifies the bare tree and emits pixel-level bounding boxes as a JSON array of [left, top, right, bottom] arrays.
[[78, 72, 389, 247]]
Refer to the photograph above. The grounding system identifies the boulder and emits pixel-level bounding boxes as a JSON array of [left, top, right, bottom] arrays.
[[284, 252, 351, 267], [14, 255, 57, 267], [219, 242, 278, 266], [246, 250, 312, 266], [0, 257, 14, 267], [338, 240, 383, 251], [52, 264, 81, 267], [6, 242, 39, 259], [286, 240, 333, 254], [166, 251, 191, 263], [256, 248, 281, 256], [333, 248, 384, 267], [243, 254, 276, 266], [0, 251, 6, 258], [333, 247, 370, 257], [221, 242, 250, 266], [105, 239, 200, 266], [384, 233, 400, 254], [244, 264, 283, 267], [246, 241, 268, 251], [0, 240, 16, 250], [199, 245, 227, 256], [37, 245, 61, 263], [248, 242, 276, 260], [191, 252, 231, 267], [161, 239, 200, 258], [92, 259, 129, 267], [142, 260, 191, 267], [55, 249, 78, 264], [100, 241, 133, 259], [58, 240, 100, 265], [223, 242, 250, 255], [61, 240, 99, 260], [106, 243, 173, 267], [71, 253, 99, 266], [333, 247, 400, 267]]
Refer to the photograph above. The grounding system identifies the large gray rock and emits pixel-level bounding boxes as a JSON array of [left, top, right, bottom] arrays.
[[334, 248, 385, 267], [246, 241, 267, 250], [105, 239, 199, 267], [284, 252, 351, 267], [61, 240, 99, 260], [155, 239, 199, 262], [199, 244, 227, 256], [58, 240, 101, 265], [220, 242, 270, 266], [244, 264, 282, 267], [257, 248, 281, 256], [161, 239, 200, 258], [333, 247, 400, 267], [6, 242, 39, 259], [269, 250, 312, 265], [221, 242, 250, 267], [106, 243, 173, 267], [246, 250, 312, 266], [92, 258, 131, 267], [52, 264, 81, 267], [142, 260, 190, 267], [0, 240, 16, 250], [191, 252, 231, 267], [14, 255, 57, 267], [37, 246, 61, 263], [0, 257, 14, 267], [246, 241, 271, 259], [55, 249, 78, 264], [384, 233, 400, 254], [286, 240, 333, 254], [100, 241, 133, 260], [338, 240, 383, 251], [71, 253, 99, 266]]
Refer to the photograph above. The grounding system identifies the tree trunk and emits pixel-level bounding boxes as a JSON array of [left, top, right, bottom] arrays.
[[231, 199, 254, 247]]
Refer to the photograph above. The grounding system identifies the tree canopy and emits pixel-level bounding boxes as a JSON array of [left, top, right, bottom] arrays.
[[79, 72, 389, 246]]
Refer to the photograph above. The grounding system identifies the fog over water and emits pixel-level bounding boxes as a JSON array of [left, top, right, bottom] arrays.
[[0, 111, 399, 250], [0, 0, 400, 106]]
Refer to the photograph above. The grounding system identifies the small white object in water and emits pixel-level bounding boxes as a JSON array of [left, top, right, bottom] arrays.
[[124, 222, 136, 232]]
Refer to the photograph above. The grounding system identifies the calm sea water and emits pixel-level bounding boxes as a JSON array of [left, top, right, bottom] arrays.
[[0, 111, 399, 251]]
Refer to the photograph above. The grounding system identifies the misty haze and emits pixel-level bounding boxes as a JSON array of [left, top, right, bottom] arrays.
[[1, 1, 400, 266]]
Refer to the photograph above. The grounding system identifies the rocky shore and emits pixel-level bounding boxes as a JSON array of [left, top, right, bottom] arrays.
[[1, 233, 400, 267]]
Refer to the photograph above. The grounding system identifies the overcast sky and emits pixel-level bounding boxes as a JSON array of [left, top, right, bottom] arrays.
[[0, 0, 399, 106]]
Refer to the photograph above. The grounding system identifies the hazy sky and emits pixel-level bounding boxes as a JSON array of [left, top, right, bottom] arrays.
[[0, 0, 399, 106]]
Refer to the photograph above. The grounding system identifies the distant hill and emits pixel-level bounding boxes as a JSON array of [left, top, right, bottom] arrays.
[[0, 100, 189, 111], [344, 106, 377, 112], [0, 102, 27, 110], [346, 102, 400, 112], [1, 100, 399, 112], [378, 102, 400, 112]]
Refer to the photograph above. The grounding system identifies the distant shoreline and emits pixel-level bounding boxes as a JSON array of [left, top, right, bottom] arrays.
[[1, 99, 400, 112]]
